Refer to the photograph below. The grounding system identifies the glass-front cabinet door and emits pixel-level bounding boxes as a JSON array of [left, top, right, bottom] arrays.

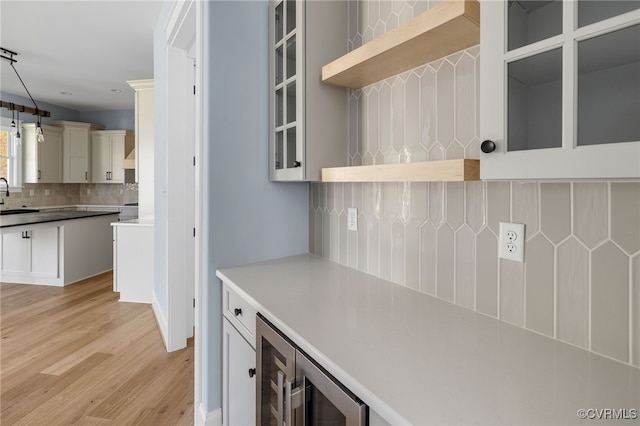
[[270, 0, 304, 181], [268, 0, 348, 182], [480, 0, 640, 179]]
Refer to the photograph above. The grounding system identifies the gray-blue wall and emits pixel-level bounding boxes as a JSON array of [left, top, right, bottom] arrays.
[[1, 91, 134, 129], [202, 0, 309, 412], [1, 91, 81, 124], [78, 109, 134, 130]]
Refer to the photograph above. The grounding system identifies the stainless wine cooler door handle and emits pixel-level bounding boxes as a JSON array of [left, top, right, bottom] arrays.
[[285, 378, 304, 426], [277, 371, 284, 426]]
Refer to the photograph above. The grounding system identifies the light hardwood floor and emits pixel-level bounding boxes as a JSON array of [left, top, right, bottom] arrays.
[[0, 272, 194, 425]]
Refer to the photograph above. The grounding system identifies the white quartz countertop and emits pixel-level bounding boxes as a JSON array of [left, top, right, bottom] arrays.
[[217, 254, 640, 425]]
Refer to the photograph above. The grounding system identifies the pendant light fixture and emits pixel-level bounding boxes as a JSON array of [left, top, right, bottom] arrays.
[[15, 110, 21, 139], [36, 113, 44, 143], [11, 107, 16, 127], [0, 47, 51, 125]]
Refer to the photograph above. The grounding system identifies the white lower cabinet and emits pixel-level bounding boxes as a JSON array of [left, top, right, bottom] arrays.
[[0, 226, 59, 279], [0, 214, 116, 286], [223, 317, 256, 426], [112, 222, 153, 303], [222, 282, 257, 426]]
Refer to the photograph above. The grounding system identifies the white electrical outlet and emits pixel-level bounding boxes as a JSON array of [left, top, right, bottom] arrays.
[[347, 208, 358, 231], [499, 222, 525, 263]]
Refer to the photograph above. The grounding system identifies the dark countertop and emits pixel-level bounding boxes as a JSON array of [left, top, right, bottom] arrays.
[[0, 211, 120, 229]]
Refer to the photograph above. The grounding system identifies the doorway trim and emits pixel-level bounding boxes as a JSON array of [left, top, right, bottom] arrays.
[[164, 0, 207, 423]]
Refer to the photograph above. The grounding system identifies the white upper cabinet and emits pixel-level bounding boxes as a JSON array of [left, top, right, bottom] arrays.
[[127, 79, 154, 219], [480, 0, 640, 179], [269, 0, 348, 182], [91, 130, 134, 184], [22, 124, 63, 183], [50, 121, 104, 183]]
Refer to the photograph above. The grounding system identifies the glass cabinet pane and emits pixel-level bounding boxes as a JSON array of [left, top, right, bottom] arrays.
[[286, 36, 296, 80], [275, 2, 283, 42], [508, 0, 562, 51], [286, 83, 296, 124], [507, 48, 562, 151], [275, 46, 283, 85], [305, 378, 347, 425], [577, 24, 640, 146], [276, 88, 283, 127], [286, 0, 296, 35], [259, 338, 290, 425], [286, 128, 297, 168], [275, 132, 283, 169], [578, 0, 640, 28]]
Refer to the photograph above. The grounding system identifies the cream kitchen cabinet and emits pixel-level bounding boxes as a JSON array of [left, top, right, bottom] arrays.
[[0, 226, 59, 281], [91, 130, 134, 184], [50, 121, 104, 183], [22, 124, 63, 183], [268, 0, 348, 181], [222, 282, 256, 426], [480, 0, 640, 179], [127, 79, 154, 218]]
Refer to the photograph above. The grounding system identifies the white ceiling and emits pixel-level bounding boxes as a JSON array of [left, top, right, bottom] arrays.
[[0, 1, 163, 112]]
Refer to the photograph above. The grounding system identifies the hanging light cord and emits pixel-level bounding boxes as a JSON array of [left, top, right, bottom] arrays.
[[10, 62, 39, 113]]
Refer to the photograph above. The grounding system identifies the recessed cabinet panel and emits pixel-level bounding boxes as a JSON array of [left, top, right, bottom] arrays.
[[480, 0, 640, 179]]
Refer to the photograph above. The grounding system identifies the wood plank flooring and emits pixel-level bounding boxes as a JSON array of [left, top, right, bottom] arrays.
[[0, 272, 194, 425]]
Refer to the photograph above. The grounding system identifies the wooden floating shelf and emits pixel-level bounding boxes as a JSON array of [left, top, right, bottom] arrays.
[[322, 0, 480, 89], [321, 159, 480, 183]]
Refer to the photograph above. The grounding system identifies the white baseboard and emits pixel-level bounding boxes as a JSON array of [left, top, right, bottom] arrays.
[[151, 291, 169, 350], [196, 403, 222, 426]]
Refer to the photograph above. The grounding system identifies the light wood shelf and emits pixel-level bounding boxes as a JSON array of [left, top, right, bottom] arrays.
[[322, 0, 480, 89], [321, 159, 480, 182]]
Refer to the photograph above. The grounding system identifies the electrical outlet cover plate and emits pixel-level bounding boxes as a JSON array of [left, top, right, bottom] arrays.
[[347, 208, 358, 231], [499, 222, 525, 262]]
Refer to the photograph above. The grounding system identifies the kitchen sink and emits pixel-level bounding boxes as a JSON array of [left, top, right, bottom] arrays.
[[0, 209, 40, 215]]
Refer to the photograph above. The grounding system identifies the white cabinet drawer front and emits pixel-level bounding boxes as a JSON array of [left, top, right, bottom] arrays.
[[223, 283, 257, 348]]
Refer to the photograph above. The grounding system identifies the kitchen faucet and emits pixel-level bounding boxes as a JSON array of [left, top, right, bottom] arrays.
[[0, 177, 9, 205], [0, 177, 9, 196]]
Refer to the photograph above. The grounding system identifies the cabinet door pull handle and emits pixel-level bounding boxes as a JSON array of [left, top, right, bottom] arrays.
[[293, 161, 301, 168], [234, 308, 242, 317], [85, 171, 88, 180], [481, 140, 496, 153], [38, 170, 41, 180], [248, 368, 256, 378], [22, 231, 30, 239]]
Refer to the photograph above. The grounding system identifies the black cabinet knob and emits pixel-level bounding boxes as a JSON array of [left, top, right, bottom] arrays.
[[234, 308, 242, 317], [481, 140, 496, 153], [293, 161, 301, 168], [248, 368, 256, 378]]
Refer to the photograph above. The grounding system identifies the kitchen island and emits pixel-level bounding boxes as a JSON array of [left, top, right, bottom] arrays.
[[218, 254, 640, 425], [0, 210, 118, 286]]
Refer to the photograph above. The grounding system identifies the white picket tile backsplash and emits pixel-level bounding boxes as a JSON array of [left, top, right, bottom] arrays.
[[309, 0, 640, 368]]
